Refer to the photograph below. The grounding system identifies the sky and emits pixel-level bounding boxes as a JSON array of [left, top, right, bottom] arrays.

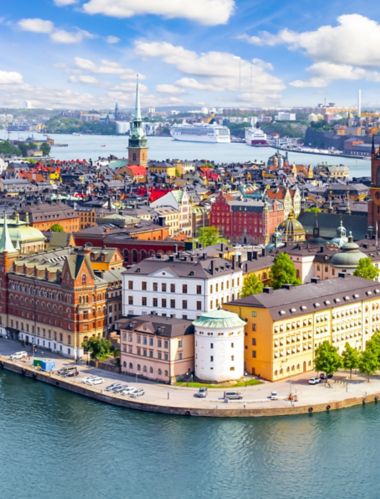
[[1, 0, 380, 110]]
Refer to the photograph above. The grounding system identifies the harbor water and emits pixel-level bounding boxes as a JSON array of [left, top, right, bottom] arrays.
[[0, 369, 379, 499], [1, 131, 371, 178]]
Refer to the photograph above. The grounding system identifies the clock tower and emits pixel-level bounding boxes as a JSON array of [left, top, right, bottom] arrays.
[[128, 75, 148, 167], [368, 135, 380, 234]]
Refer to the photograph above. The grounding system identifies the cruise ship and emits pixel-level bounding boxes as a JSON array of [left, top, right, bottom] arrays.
[[245, 125, 268, 147], [170, 123, 231, 143]]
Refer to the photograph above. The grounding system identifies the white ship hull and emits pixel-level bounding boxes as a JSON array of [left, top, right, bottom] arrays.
[[245, 127, 268, 147], [170, 123, 231, 143]]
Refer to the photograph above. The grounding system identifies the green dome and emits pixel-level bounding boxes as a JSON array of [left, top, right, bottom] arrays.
[[330, 233, 366, 269], [277, 210, 305, 242], [193, 310, 245, 329], [1, 218, 45, 244]]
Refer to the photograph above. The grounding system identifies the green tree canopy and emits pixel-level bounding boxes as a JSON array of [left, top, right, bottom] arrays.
[[270, 252, 301, 289], [50, 223, 64, 232], [353, 257, 380, 281], [40, 142, 51, 156], [341, 342, 360, 378], [359, 346, 379, 382], [82, 336, 113, 360], [314, 341, 342, 377], [240, 273, 264, 298], [196, 226, 227, 248]]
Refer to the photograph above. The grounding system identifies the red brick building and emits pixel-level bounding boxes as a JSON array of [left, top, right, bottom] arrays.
[[209, 193, 284, 244], [368, 139, 380, 231]]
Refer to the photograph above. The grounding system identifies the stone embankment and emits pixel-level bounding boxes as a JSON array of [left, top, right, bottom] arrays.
[[1, 353, 380, 418]]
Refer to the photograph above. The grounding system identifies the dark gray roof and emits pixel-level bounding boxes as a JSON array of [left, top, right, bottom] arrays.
[[117, 315, 194, 337], [227, 275, 380, 320], [123, 255, 238, 279], [299, 212, 368, 240]]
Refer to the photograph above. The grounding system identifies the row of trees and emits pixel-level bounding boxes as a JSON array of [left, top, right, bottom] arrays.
[[315, 333, 380, 381], [0, 139, 50, 157]]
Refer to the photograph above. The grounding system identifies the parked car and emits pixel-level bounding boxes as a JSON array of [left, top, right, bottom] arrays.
[[82, 376, 95, 384], [194, 387, 208, 398], [309, 377, 321, 385], [105, 383, 120, 392], [130, 389, 145, 398], [268, 391, 278, 400], [319, 373, 333, 380], [113, 385, 127, 393], [120, 387, 136, 395], [224, 391, 243, 400], [58, 367, 78, 377], [9, 351, 28, 360], [89, 377, 103, 385]]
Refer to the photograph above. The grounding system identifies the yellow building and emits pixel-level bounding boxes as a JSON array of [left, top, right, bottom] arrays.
[[224, 275, 380, 381], [149, 163, 177, 178]]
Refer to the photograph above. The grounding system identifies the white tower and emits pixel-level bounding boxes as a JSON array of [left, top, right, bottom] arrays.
[[193, 310, 245, 383], [357, 88, 362, 118]]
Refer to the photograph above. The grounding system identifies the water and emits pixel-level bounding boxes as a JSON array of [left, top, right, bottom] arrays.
[[0, 370, 379, 499], [1, 130, 371, 178]]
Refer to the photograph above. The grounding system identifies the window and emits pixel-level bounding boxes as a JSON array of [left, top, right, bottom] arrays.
[[178, 352, 183, 360], [252, 323, 256, 332], [231, 355, 234, 361], [128, 280, 133, 290], [149, 337, 154, 346], [161, 283, 167, 292], [231, 342, 234, 348], [210, 355, 214, 362], [128, 296, 133, 305], [215, 283, 219, 292], [182, 300, 188, 309], [182, 284, 188, 294], [196, 285, 202, 294], [153, 282, 158, 292], [170, 284, 175, 293], [142, 297, 147, 306], [196, 301, 202, 311], [158, 339, 162, 348], [143, 336, 147, 345], [164, 340, 169, 349], [82, 274, 87, 285], [252, 338, 256, 346], [252, 350, 257, 358], [142, 281, 147, 291], [210, 285, 213, 293], [164, 353, 169, 361], [210, 343, 214, 349], [170, 299, 175, 308], [178, 340, 182, 348], [153, 298, 158, 307], [162, 298, 167, 308]]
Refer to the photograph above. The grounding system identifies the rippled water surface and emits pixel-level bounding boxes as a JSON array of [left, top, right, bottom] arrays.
[[0, 371, 379, 499]]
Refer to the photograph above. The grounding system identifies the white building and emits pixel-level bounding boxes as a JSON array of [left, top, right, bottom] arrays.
[[275, 111, 296, 121], [122, 254, 243, 320], [193, 310, 245, 382]]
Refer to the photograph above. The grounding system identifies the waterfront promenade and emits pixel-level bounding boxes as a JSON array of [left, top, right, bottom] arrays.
[[1, 339, 380, 418]]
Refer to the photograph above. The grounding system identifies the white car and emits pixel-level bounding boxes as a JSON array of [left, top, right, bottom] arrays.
[[88, 377, 104, 385], [130, 389, 145, 398], [308, 377, 321, 385], [121, 387, 136, 395], [9, 351, 28, 360]]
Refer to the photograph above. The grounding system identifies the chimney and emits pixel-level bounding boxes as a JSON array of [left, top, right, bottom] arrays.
[[282, 283, 294, 290], [311, 277, 320, 284], [210, 260, 214, 274], [263, 286, 273, 294]]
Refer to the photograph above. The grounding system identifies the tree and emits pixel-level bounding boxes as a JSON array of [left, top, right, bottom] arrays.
[[40, 142, 51, 156], [359, 346, 379, 382], [270, 253, 301, 289], [50, 223, 64, 232], [196, 226, 227, 248], [354, 257, 380, 281], [82, 337, 113, 360], [314, 341, 342, 378], [341, 342, 360, 378], [240, 273, 264, 298]]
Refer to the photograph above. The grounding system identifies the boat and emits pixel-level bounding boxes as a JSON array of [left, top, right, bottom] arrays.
[[170, 122, 230, 143], [245, 125, 268, 147]]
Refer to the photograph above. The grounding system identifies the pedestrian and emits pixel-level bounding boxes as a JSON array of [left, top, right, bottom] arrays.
[[167, 391, 170, 400]]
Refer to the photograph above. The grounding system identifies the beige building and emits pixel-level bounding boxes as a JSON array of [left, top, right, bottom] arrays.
[[118, 315, 194, 384], [151, 190, 192, 237]]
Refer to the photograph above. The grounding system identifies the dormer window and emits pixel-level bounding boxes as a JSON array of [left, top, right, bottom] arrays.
[[82, 273, 87, 285]]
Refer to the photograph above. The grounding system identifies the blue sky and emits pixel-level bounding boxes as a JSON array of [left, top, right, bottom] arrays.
[[1, 0, 380, 109]]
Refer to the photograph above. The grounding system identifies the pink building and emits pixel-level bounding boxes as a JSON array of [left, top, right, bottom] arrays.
[[118, 316, 194, 384]]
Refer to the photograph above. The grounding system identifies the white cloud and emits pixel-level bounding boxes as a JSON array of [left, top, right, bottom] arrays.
[[156, 83, 184, 94], [54, 0, 78, 6], [74, 57, 138, 79], [105, 35, 120, 44], [135, 41, 284, 105], [69, 74, 98, 84], [50, 28, 94, 44], [18, 17, 94, 44], [82, 0, 234, 25], [18, 18, 54, 34], [0, 70, 23, 85]]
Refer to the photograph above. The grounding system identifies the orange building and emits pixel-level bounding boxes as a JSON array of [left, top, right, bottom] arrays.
[[21, 202, 81, 232]]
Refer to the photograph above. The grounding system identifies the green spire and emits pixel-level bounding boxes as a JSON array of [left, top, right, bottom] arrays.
[[128, 74, 147, 149], [0, 213, 17, 253], [135, 73, 141, 121]]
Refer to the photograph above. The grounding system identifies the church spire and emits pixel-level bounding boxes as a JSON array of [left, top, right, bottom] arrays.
[[135, 74, 141, 121], [0, 213, 17, 253]]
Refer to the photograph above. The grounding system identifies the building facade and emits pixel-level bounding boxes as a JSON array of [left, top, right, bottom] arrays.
[[225, 275, 380, 382], [128, 76, 148, 167], [122, 254, 243, 320], [118, 315, 194, 384]]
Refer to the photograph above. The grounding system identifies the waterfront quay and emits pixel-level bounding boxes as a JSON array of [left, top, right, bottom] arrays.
[[1, 339, 380, 418]]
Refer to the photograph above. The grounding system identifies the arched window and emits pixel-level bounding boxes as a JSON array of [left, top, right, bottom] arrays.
[[137, 364, 141, 371], [132, 250, 138, 263], [129, 362, 133, 369], [149, 367, 153, 373], [82, 273, 87, 285], [143, 365, 147, 372], [158, 368, 162, 375]]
